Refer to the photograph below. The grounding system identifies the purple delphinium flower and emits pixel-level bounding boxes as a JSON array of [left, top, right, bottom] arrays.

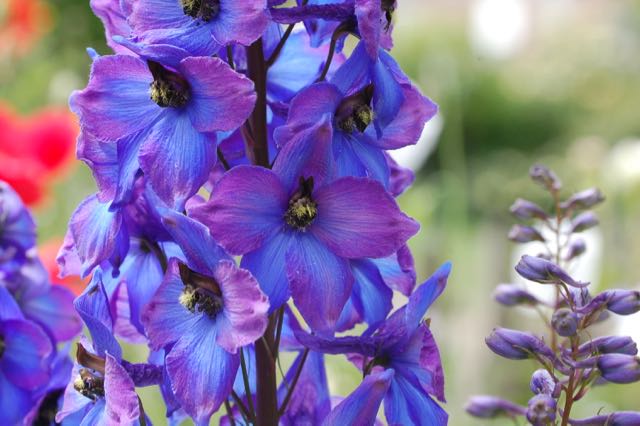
[[0, 181, 36, 268], [275, 41, 436, 190], [142, 203, 269, 424], [0, 287, 53, 424], [295, 262, 451, 425], [191, 118, 419, 334], [127, 0, 268, 62], [70, 54, 256, 209]]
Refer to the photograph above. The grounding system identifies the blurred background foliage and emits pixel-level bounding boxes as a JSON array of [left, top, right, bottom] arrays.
[[1, 0, 639, 424]]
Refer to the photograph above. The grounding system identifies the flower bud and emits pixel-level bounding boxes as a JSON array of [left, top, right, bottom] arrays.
[[510, 198, 547, 220], [605, 290, 640, 315], [508, 225, 545, 243], [551, 308, 578, 337], [515, 255, 588, 288], [597, 354, 640, 384], [465, 396, 526, 418], [578, 336, 638, 357], [526, 394, 557, 426], [564, 238, 586, 261], [485, 328, 553, 360], [569, 411, 640, 425], [570, 212, 599, 233], [493, 284, 540, 307], [530, 369, 556, 395], [530, 164, 561, 191], [560, 188, 605, 211]]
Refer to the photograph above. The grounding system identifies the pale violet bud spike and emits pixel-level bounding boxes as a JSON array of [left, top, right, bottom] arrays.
[[551, 308, 578, 337], [508, 225, 545, 243], [570, 212, 599, 233], [485, 328, 554, 360], [560, 188, 605, 211], [529, 164, 561, 191], [529, 369, 556, 395], [526, 394, 557, 426], [465, 396, 526, 419], [605, 290, 640, 315], [493, 284, 540, 307], [509, 198, 548, 220], [515, 255, 589, 288]]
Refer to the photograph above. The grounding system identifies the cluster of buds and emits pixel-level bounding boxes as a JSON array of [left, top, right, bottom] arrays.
[[467, 165, 640, 425]]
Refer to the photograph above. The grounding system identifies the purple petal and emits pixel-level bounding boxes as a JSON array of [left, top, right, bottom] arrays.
[[384, 374, 448, 426], [76, 130, 118, 202], [69, 55, 162, 141], [0, 319, 52, 390], [405, 262, 451, 330], [386, 154, 415, 197], [20, 285, 82, 341], [166, 329, 239, 425], [56, 229, 83, 279], [192, 166, 288, 255], [312, 177, 419, 258], [272, 116, 336, 192], [69, 194, 127, 277], [372, 245, 416, 296], [0, 285, 23, 320], [179, 57, 256, 133], [355, 0, 383, 59], [209, 0, 269, 46], [139, 113, 217, 210], [104, 353, 140, 424], [330, 42, 370, 95], [294, 330, 380, 357], [279, 351, 331, 426], [142, 259, 207, 350], [0, 374, 39, 425], [334, 132, 390, 185], [374, 85, 437, 150], [350, 258, 393, 328], [241, 230, 296, 312], [372, 49, 405, 129], [287, 233, 354, 335], [213, 260, 269, 353], [55, 364, 93, 423], [90, 0, 133, 55], [323, 369, 393, 426]]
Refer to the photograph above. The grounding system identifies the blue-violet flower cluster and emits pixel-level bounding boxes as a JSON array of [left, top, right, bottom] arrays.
[[50, 0, 449, 425]]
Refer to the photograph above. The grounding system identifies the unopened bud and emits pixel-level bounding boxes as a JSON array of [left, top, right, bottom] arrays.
[[569, 411, 640, 425], [605, 290, 640, 315], [577, 336, 638, 357], [530, 369, 556, 395], [564, 238, 587, 261], [508, 225, 545, 243], [493, 284, 540, 307], [597, 354, 640, 384], [515, 255, 588, 288], [551, 308, 578, 337], [485, 328, 553, 360], [530, 164, 561, 191], [526, 394, 557, 426], [570, 212, 599, 233], [466, 396, 526, 418], [560, 188, 605, 211], [510, 198, 547, 220]]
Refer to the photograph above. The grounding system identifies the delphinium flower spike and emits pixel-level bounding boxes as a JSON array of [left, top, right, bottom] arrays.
[[467, 164, 640, 425]]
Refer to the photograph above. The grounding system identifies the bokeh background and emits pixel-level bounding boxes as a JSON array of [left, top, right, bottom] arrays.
[[1, 0, 639, 424]]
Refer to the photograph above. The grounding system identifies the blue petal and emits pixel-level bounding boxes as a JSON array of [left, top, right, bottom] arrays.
[[372, 52, 405, 130], [241, 230, 296, 312], [323, 369, 393, 426], [405, 262, 451, 331], [0, 374, 37, 424], [166, 326, 239, 425], [0, 286, 23, 320], [330, 42, 370, 95], [350, 259, 393, 329], [384, 374, 447, 426]]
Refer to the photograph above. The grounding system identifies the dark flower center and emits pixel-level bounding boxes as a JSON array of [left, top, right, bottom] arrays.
[[73, 368, 105, 401], [381, 0, 396, 31], [34, 389, 64, 424], [181, 0, 220, 22], [335, 84, 374, 134], [148, 61, 191, 108], [178, 262, 224, 318], [285, 177, 318, 230]]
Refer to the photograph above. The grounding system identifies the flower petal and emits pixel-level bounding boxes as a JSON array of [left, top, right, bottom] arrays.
[[287, 234, 354, 335], [179, 57, 256, 133], [312, 177, 419, 259], [210, 0, 268, 46], [20, 285, 82, 341], [192, 166, 288, 255], [104, 353, 140, 424], [405, 262, 451, 330], [214, 260, 269, 353], [350, 259, 393, 328], [384, 374, 448, 426], [372, 245, 416, 296], [139, 113, 217, 210], [0, 319, 52, 390], [69, 55, 161, 141], [0, 375, 41, 425], [323, 369, 393, 426]]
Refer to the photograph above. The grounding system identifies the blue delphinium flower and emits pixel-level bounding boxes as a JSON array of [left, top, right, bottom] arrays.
[[191, 118, 419, 334], [70, 54, 256, 209]]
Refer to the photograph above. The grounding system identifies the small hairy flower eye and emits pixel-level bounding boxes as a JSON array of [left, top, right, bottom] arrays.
[[181, 0, 221, 22], [147, 61, 191, 108], [285, 177, 318, 230]]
